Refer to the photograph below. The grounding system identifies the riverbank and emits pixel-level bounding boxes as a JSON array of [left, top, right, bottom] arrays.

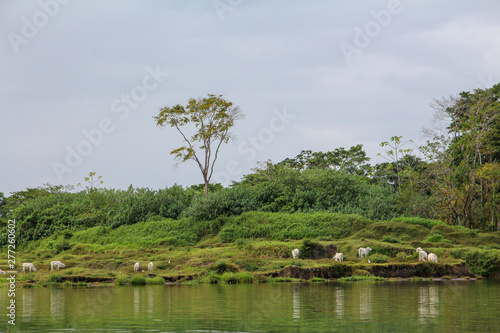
[[1, 261, 478, 287], [0, 243, 489, 287], [2, 212, 499, 286]]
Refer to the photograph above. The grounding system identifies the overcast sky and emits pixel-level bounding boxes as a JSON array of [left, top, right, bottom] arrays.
[[1, 0, 500, 195]]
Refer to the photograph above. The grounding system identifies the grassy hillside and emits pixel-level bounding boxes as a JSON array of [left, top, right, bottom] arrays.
[[2, 212, 500, 286]]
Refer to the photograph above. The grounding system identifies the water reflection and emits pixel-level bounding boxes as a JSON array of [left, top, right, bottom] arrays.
[[4, 281, 498, 333], [418, 284, 439, 321], [22, 288, 34, 321], [50, 288, 65, 319], [359, 285, 372, 320], [292, 285, 300, 319], [334, 287, 344, 318], [134, 287, 140, 315], [148, 286, 154, 315]]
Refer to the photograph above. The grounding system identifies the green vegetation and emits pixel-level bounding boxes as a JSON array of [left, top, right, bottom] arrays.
[[338, 275, 385, 282], [130, 275, 147, 285], [464, 250, 500, 278], [1, 212, 498, 286], [154, 94, 243, 197], [1, 83, 499, 284], [114, 274, 128, 286]]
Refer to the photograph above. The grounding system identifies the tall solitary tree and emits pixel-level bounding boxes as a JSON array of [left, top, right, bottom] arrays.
[[154, 94, 243, 197]]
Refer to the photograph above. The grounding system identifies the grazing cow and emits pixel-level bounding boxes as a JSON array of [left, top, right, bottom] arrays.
[[22, 263, 37, 273], [416, 248, 428, 261], [333, 253, 344, 262], [428, 253, 438, 263], [292, 248, 300, 259], [51, 261, 66, 271], [134, 262, 140, 273], [358, 247, 372, 259], [148, 262, 154, 271]]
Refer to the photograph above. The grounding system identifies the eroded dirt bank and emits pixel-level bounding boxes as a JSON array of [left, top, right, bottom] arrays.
[[273, 262, 474, 280]]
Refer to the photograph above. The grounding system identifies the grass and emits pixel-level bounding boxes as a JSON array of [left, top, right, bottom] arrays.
[[2, 212, 500, 286], [146, 276, 165, 285], [130, 275, 147, 285], [338, 275, 385, 282], [115, 274, 128, 286], [309, 277, 327, 282]]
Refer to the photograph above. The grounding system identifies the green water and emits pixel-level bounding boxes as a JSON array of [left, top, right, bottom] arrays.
[[1, 280, 499, 332]]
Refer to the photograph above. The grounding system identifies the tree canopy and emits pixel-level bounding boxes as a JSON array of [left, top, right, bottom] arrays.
[[154, 94, 244, 196]]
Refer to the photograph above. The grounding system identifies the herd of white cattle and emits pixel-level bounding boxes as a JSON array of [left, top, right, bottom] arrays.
[[0, 261, 155, 274], [0, 247, 438, 275], [292, 246, 438, 263], [416, 247, 438, 262]]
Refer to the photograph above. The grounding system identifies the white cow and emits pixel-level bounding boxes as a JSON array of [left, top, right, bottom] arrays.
[[333, 253, 344, 262], [428, 253, 438, 263], [292, 248, 300, 259], [134, 262, 140, 273], [148, 262, 154, 271], [51, 261, 66, 271], [0, 269, 6, 274], [22, 263, 37, 273], [416, 248, 428, 261], [358, 247, 372, 259]]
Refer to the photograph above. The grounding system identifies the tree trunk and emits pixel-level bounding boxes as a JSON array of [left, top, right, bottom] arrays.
[[204, 179, 209, 197]]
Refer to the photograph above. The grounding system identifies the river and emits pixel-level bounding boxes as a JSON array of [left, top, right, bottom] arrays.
[[1, 279, 499, 332]]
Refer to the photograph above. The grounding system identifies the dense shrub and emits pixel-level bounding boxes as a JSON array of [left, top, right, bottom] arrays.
[[114, 274, 128, 285], [382, 235, 400, 243], [371, 246, 398, 257], [9, 186, 195, 247], [369, 253, 389, 263], [206, 260, 239, 275], [221, 272, 239, 284], [181, 185, 260, 221], [130, 275, 147, 285], [235, 272, 254, 283], [204, 272, 222, 284], [464, 250, 500, 277], [299, 239, 316, 259], [424, 232, 451, 244], [146, 276, 165, 285]]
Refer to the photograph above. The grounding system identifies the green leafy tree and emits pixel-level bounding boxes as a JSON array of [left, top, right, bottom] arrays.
[[419, 83, 500, 229], [279, 145, 370, 175], [378, 136, 414, 192], [154, 94, 244, 196], [77, 172, 103, 192]]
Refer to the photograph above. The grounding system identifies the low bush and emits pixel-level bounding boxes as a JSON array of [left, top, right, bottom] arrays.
[[396, 252, 410, 262], [204, 272, 222, 284], [369, 253, 389, 263], [55, 240, 72, 254], [221, 272, 239, 284], [371, 246, 397, 257], [424, 232, 451, 244], [235, 272, 254, 283], [48, 275, 63, 283], [206, 260, 239, 275], [235, 259, 264, 272], [130, 275, 146, 285], [382, 235, 399, 243], [62, 280, 74, 287], [146, 276, 165, 285]]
